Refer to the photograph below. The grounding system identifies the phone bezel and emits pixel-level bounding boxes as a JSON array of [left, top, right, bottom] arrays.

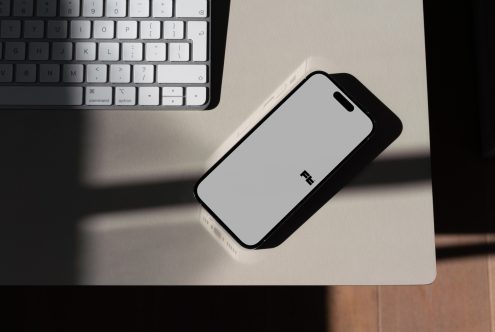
[[194, 71, 376, 249]]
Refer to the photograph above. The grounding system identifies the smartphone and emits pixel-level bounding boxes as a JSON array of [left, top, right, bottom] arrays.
[[195, 71, 401, 249]]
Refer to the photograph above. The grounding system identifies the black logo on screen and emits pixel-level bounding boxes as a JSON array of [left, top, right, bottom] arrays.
[[300, 170, 314, 185]]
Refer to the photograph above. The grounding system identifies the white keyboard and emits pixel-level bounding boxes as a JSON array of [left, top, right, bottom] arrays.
[[0, 0, 211, 109]]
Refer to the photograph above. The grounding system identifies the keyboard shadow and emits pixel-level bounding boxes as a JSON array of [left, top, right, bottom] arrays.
[[206, 0, 231, 110]]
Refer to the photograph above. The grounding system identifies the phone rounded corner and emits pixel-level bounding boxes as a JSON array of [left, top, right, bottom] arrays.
[[366, 116, 377, 139], [237, 239, 261, 250], [394, 114, 404, 138], [328, 72, 358, 84], [306, 70, 330, 81], [229, 229, 267, 250], [221, 225, 262, 251], [193, 178, 204, 203]]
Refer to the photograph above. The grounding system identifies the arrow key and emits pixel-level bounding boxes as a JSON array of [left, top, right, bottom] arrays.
[[139, 87, 159, 105]]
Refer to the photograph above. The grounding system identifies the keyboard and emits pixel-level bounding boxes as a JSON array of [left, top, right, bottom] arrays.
[[0, 0, 211, 110]]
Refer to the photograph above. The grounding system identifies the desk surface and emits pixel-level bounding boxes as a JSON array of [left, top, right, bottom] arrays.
[[78, 0, 436, 284]]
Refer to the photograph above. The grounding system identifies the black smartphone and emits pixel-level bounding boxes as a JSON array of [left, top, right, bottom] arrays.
[[195, 72, 402, 249]]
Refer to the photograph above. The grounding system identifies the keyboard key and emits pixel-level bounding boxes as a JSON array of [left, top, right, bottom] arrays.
[[60, 0, 80, 17], [115, 87, 136, 105], [169, 43, 189, 62], [133, 65, 154, 83], [162, 87, 183, 96], [5, 42, 26, 60], [13, 0, 33, 17], [86, 64, 107, 83], [145, 43, 166, 61], [75, 42, 96, 60], [86, 87, 112, 105], [188, 21, 208, 61], [1, 21, 21, 38], [0, 87, 83, 105], [157, 65, 207, 83], [163, 21, 184, 39], [176, 0, 207, 18], [94, 21, 115, 39], [37, 0, 57, 17], [98, 42, 119, 61], [39, 64, 60, 83], [106, 0, 126, 18], [47, 20, 68, 38], [122, 43, 143, 61], [16, 64, 37, 83], [63, 64, 84, 83], [0, 0, 10, 16], [162, 97, 183, 106], [140, 21, 161, 39], [0, 64, 13, 82], [130, 0, 149, 17], [117, 21, 138, 39], [71, 20, 91, 39], [139, 87, 159, 105], [52, 42, 73, 60], [29, 42, 49, 60], [110, 65, 131, 83], [187, 87, 207, 106], [153, 0, 172, 18], [24, 20, 44, 38], [82, 0, 103, 17]]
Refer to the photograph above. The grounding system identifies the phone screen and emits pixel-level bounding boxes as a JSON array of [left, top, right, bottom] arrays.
[[195, 73, 374, 248]]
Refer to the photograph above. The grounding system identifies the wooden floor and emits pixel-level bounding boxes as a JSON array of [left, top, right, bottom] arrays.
[[327, 235, 495, 332]]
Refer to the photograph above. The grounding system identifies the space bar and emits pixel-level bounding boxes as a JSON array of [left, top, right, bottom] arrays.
[[0, 87, 83, 106]]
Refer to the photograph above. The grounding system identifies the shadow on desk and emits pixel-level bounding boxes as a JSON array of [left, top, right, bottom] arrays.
[[0, 127, 433, 285], [0, 111, 488, 283]]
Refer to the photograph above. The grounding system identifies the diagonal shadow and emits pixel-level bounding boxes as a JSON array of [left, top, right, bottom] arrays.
[[81, 155, 432, 215], [436, 242, 495, 260], [348, 155, 431, 187]]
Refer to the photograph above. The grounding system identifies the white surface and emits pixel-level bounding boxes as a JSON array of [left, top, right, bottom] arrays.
[[78, 0, 436, 284]]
